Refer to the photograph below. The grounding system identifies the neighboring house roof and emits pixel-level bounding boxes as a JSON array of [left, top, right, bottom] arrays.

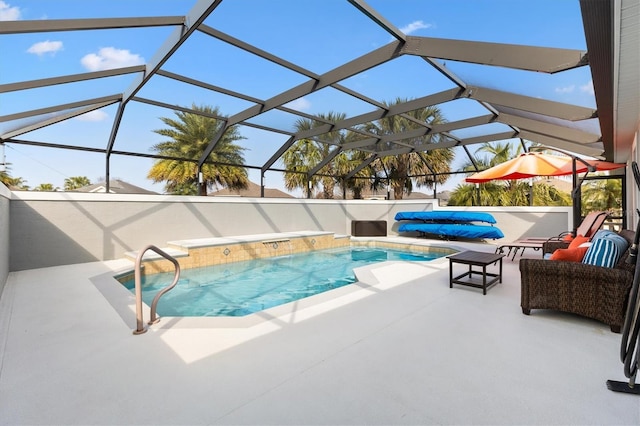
[[73, 180, 158, 195], [209, 181, 294, 198], [405, 191, 431, 199]]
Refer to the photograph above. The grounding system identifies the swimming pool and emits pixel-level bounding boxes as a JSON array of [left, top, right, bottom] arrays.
[[120, 247, 444, 317]]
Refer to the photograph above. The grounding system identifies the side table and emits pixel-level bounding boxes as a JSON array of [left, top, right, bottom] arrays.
[[447, 250, 505, 295]]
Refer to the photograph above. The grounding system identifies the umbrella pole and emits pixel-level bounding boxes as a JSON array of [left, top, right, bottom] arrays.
[[529, 179, 533, 206], [571, 157, 583, 236]]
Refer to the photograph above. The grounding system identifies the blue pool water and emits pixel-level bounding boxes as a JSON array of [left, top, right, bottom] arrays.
[[121, 247, 443, 317]]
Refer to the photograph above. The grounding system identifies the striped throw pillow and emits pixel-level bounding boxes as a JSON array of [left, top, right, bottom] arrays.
[[582, 238, 621, 268]]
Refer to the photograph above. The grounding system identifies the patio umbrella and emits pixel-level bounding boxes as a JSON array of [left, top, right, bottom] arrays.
[[465, 152, 573, 183], [465, 152, 626, 232], [552, 158, 626, 176], [465, 153, 625, 183]]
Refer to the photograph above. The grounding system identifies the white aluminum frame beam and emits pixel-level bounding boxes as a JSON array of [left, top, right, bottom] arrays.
[[1, 98, 118, 139], [0, 16, 185, 34], [464, 86, 597, 121], [496, 112, 600, 144], [106, 0, 224, 159], [0, 94, 121, 123], [0, 66, 146, 94], [197, 40, 406, 167], [0, 0, 617, 188], [347, 0, 407, 42], [402, 36, 588, 73]]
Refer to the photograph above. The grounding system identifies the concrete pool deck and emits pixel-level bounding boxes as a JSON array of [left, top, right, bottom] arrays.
[[0, 239, 639, 424]]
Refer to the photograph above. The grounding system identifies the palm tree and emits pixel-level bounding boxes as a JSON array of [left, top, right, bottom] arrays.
[[475, 141, 523, 167], [0, 170, 29, 190], [282, 139, 322, 197], [447, 181, 501, 206], [364, 98, 454, 199], [581, 177, 622, 215], [148, 104, 248, 195], [334, 149, 374, 199], [447, 182, 480, 206], [64, 176, 91, 191], [163, 181, 201, 196], [533, 181, 572, 206], [283, 112, 356, 198], [457, 141, 524, 178], [448, 180, 570, 207], [34, 183, 58, 192], [456, 141, 519, 205], [0, 170, 13, 187]]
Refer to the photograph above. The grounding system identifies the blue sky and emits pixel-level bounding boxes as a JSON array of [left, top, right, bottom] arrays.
[[0, 0, 595, 194]]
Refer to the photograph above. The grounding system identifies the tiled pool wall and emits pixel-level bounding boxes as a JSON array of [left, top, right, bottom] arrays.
[[116, 234, 457, 283], [123, 233, 350, 278]]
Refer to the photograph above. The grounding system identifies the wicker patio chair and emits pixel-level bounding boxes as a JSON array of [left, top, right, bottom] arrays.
[[519, 229, 635, 333]]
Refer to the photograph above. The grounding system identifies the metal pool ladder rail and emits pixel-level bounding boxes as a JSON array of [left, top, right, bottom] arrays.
[[133, 245, 181, 335]]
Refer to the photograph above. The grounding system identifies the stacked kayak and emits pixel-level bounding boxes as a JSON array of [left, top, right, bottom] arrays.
[[395, 211, 504, 240]]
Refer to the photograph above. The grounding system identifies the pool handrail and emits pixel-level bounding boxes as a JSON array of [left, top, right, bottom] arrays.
[[133, 245, 181, 335]]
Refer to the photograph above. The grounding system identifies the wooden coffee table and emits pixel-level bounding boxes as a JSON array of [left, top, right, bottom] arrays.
[[447, 250, 505, 295]]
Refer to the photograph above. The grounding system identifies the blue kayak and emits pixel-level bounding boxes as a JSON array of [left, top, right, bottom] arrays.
[[394, 211, 497, 224], [398, 223, 504, 240]]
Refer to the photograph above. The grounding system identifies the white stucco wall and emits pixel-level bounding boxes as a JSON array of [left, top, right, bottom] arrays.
[[8, 191, 571, 271]]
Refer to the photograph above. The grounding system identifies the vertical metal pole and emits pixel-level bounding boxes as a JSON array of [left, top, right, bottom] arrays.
[[105, 101, 126, 194], [260, 173, 265, 198], [342, 177, 346, 200], [105, 154, 110, 193], [0, 143, 6, 174], [0, 143, 5, 172], [198, 168, 206, 196], [572, 157, 580, 235]]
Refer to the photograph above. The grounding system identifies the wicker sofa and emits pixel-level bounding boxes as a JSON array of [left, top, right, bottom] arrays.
[[519, 229, 635, 333]]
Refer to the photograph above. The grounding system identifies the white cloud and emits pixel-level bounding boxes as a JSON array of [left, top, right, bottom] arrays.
[[555, 85, 575, 94], [399, 20, 431, 35], [80, 47, 144, 71], [0, 1, 20, 20], [285, 97, 311, 111], [580, 80, 594, 95], [27, 40, 63, 56], [74, 110, 108, 122]]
